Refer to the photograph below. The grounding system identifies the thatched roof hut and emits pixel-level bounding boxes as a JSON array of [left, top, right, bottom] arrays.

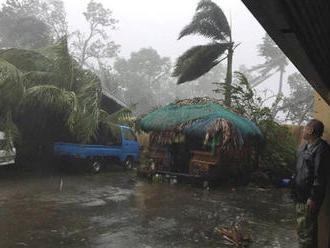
[[140, 97, 263, 151]]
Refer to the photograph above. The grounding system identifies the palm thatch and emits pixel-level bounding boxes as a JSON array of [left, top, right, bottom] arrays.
[[139, 97, 263, 151]]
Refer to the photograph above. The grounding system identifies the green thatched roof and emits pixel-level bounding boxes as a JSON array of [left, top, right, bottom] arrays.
[[140, 97, 263, 148]]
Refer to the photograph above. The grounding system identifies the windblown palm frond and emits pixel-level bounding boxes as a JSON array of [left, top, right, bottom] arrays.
[[22, 71, 57, 88], [1, 35, 125, 155], [234, 72, 252, 93], [12, 85, 79, 145], [174, 0, 234, 106], [0, 38, 75, 91], [0, 58, 23, 151], [0, 58, 24, 114], [0, 48, 54, 72], [72, 109, 100, 143], [98, 108, 132, 139], [0, 112, 19, 153], [249, 58, 284, 88], [173, 42, 231, 84], [249, 34, 288, 89], [39, 36, 75, 90], [67, 70, 103, 143], [101, 107, 133, 126], [179, 0, 230, 41], [22, 85, 78, 113]]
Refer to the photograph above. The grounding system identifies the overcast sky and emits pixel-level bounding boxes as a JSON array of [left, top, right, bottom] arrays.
[[67, 0, 265, 66], [64, 0, 297, 94], [0, 0, 297, 94]]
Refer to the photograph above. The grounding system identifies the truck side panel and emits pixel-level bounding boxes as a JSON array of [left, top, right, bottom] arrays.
[[54, 126, 139, 165], [54, 143, 122, 160]]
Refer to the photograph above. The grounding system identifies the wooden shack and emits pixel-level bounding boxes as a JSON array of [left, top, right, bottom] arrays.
[[139, 97, 264, 181]]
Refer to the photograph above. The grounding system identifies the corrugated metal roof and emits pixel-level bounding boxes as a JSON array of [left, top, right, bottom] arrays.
[[102, 88, 128, 109]]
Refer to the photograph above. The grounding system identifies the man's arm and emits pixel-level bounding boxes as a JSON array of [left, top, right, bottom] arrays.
[[309, 144, 329, 208]]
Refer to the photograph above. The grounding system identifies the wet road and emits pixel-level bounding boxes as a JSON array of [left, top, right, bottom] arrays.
[[0, 169, 298, 248]]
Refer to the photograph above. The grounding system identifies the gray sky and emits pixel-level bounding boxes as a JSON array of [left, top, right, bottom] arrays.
[[0, 0, 297, 95], [64, 0, 296, 95], [67, 0, 265, 66]]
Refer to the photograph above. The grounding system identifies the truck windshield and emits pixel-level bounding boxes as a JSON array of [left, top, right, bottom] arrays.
[[123, 129, 137, 141]]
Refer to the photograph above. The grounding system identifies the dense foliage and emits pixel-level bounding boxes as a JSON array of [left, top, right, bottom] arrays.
[[228, 72, 297, 169], [113, 48, 171, 114], [281, 72, 314, 125], [0, 37, 124, 161], [70, 0, 119, 69], [0, 0, 67, 49]]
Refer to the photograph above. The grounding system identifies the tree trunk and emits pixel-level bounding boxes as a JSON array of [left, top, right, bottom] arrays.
[[278, 66, 284, 96], [224, 46, 233, 107], [271, 66, 285, 117], [80, 24, 95, 67], [297, 99, 314, 126]]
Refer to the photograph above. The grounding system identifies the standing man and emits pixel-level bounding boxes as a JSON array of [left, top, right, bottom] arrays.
[[293, 119, 330, 248]]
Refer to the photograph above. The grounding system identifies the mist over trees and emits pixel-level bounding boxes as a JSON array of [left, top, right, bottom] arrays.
[[0, 0, 67, 49], [281, 73, 314, 125], [70, 0, 120, 70], [0, 0, 314, 123], [250, 34, 289, 117], [113, 48, 172, 114]]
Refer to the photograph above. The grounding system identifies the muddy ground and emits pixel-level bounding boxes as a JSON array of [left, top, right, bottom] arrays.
[[0, 166, 297, 248]]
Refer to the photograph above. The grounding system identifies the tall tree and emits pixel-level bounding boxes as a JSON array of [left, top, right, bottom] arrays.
[[38, 0, 68, 40], [250, 34, 288, 116], [172, 0, 234, 106], [280, 73, 314, 125], [113, 48, 171, 114], [0, 0, 67, 49], [70, 0, 119, 69]]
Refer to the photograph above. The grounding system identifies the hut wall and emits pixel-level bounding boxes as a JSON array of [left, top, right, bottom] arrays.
[[137, 132, 150, 149]]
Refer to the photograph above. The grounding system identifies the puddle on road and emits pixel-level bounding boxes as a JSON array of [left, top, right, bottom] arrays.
[[0, 171, 298, 248]]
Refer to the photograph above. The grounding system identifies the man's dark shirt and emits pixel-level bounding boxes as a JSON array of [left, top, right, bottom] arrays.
[[294, 138, 330, 207]]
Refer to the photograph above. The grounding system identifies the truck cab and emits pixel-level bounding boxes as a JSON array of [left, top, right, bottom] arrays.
[[54, 126, 139, 172], [0, 131, 16, 166]]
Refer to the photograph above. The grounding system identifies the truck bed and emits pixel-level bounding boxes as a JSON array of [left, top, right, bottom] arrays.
[[54, 142, 122, 159]]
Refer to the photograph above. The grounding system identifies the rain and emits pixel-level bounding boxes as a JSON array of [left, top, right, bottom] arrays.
[[0, 0, 329, 248]]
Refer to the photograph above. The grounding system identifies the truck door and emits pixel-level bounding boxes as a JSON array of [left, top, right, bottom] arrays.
[[121, 128, 139, 159]]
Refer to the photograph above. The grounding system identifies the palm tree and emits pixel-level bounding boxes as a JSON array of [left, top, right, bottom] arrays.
[[172, 0, 234, 107], [249, 34, 288, 116], [0, 37, 127, 158], [0, 58, 23, 146]]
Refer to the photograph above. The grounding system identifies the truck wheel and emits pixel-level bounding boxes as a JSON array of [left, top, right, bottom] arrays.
[[91, 161, 102, 173], [124, 158, 134, 170]]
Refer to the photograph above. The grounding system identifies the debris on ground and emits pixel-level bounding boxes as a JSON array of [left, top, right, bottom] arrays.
[[215, 226, 252, 247], [215, 216, 253, 247]]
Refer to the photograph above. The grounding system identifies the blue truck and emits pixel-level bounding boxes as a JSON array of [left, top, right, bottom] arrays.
[[54, 126, 139, 172]]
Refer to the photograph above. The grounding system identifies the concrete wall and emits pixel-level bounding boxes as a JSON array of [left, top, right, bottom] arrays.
[[314, 92, 330, 248]]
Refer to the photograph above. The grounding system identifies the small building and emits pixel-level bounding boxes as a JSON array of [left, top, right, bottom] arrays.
[[101, 88, 128, 114], [139, 97, 264, 182]]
